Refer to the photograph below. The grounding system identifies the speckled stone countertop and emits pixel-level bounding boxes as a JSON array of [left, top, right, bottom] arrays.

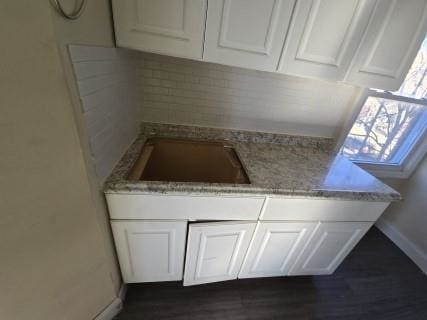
[[104, 122, 401, 202]]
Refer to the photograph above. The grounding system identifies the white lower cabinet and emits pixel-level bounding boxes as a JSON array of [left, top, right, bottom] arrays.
[[289, 221, 372, 276], [238, 221, 317, 279], [109, 196, 384, 285], [183, 221, 256, 286], [111, 219, 376, 284], [111, 220, 187, 283]]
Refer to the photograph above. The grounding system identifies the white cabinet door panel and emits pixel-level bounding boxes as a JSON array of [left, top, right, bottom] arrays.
[[239, 222, 317, 279], [278, 0, 375, 80], [204, 0, 295, 71], [111, 221, 187, 283], [183, 222, 256, 286], [345, 0, 427, 90], [289, 222, 372, 276], [112, 0, 207, 59]]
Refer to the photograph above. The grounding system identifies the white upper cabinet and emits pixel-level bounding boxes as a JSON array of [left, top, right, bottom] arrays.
[[278, 0, 376, 81], [183, 222, 256, 286], [345, 0, 427, 91], [289, 222, 371, 276], [111, 0, 427, 89], [239, 222, 317, 279], [203, 0, 296, 71], [112, 0, 207, 60]]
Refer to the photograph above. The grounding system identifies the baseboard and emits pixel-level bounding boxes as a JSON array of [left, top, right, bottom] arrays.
[[376, 219, 427, 274], [94, 284, 127, 320]]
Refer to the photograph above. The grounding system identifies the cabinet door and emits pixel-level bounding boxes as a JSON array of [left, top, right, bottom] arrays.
[[345, 0, 427, 90], [289, 222, 372, 276], [278, 0, 375, 80], [111, 221, 187, 283], [112, 0, 207, 60], [183, 222, 256, 286], [239, 222, 317, 279], [204, 0, 295, 71]]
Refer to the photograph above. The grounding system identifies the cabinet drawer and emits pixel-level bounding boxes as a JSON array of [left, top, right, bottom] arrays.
[[106, 193, 265, 220], [261, 197, 389, 222]]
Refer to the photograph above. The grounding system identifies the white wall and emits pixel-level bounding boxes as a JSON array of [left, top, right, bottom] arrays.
[[377, 155, 427, 273], [138, 52, 361, 138], [50, 0, 125, 297], [70, 45, 141, 182], [0, 2, 119, 319]]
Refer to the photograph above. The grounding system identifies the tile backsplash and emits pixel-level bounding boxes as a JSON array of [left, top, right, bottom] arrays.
[[69, 45, 359, 183], [138, 52, 360, 138], [69, 45, 140, 183]]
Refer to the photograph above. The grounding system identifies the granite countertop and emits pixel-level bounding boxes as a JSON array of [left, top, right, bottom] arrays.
[[104, 122, 401, 202]]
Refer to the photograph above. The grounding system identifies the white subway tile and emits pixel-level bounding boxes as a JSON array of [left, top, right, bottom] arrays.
[[69, 45, 141, 184], [137, 51, 358, 138], [152, 70, 169, 79]]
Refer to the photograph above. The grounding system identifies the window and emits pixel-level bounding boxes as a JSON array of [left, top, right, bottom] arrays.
[[341, 37, 427, 178]]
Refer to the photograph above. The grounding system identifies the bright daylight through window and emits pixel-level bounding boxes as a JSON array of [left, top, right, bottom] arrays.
[[341, 36, 427, 175]]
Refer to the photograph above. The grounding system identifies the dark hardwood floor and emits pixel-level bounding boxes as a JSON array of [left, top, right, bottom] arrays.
[[114, 227, 427, 320]]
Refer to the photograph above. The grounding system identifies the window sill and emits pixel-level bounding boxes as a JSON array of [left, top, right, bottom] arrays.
[[353, 162, 411, 179]]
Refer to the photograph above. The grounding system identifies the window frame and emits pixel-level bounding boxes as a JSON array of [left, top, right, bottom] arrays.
[[336, 88, 427, 179]]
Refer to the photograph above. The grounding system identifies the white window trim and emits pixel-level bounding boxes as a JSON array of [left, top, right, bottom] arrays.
[[336, 88, 427, 179]]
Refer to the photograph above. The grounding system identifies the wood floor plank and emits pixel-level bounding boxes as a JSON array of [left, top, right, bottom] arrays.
[[115, 227, 427, 320]]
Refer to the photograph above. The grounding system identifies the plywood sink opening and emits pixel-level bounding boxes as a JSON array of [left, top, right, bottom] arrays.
[[128, 138, 250, 184]]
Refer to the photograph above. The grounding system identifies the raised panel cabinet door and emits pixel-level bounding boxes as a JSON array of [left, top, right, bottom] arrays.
[[112, 0, 207, 60], [278, 0, 376, 80], [183, 222, 256, 286], [289, 221, 372, 276], [204, 0, 296, 71], [111, 220, 187, 283], [238, 222, 318, 279], [345, 0, 427, 91]]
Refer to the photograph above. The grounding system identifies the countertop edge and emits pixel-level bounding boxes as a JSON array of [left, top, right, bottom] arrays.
[[103, 183, 402, 202]]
